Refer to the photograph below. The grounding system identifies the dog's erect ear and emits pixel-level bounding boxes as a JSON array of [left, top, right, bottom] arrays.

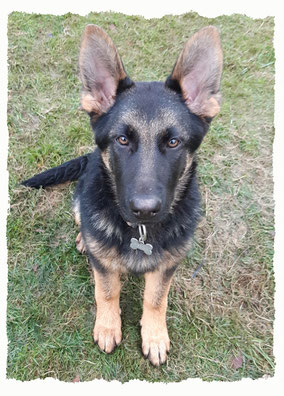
[[166, 26, 223, 119], [79, 24, 133, 115]]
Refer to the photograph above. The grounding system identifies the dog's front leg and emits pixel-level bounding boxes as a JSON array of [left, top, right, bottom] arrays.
[[93, 268, 122, 353], [140, 266, 176, 366]]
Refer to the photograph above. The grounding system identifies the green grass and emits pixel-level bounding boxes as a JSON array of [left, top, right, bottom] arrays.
[[7, 11, 275, 382]]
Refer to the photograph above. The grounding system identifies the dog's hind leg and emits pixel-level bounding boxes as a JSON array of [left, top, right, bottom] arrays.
[[73, 197, 86, 253], [140, 263, 177, 366], [75, 232, 85, 253]]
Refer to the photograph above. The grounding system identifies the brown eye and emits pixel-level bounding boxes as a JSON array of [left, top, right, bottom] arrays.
[[167, 138, 179, 148], [117, 136, 129, 145]]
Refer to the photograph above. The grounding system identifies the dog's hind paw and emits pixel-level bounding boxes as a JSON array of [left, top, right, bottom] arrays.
[[76, 232, 86, 253]]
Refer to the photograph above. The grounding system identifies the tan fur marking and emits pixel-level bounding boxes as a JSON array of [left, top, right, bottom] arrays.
[[140, 248, 186, 366], [93, 268, 122, 353], [97, 152, 120, 207], [75, 232, 86, 253], [73, 197, 81, 226], [101, 148, 112, 172], [118, 107, 189, 142], [140, 268, 173, 366], [81, 92, 104, 114], [84, 232, 126, 272], [100, 149, 119, 198], [73, 199, 85, 252], [171, 153, 193, 211], [91, 212, 116, 238]]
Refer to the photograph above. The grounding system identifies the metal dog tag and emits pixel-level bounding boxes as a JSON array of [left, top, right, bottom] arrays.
[[130, 238, 153, 255], [130, 224, 153, 256]]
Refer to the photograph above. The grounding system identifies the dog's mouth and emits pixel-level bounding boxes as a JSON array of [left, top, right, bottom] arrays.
[[125, 219, 159, 228], [123, 216, 163, 228], [120, 205, 169, 229]]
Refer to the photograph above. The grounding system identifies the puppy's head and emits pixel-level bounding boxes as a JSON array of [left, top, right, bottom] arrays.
[[79, 25, 223, 225]]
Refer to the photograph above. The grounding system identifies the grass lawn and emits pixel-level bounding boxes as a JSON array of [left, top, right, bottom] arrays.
[[7, 11, 275, 382]]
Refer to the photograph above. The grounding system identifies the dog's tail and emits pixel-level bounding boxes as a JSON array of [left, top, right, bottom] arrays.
[[21, 154, 91, 189]]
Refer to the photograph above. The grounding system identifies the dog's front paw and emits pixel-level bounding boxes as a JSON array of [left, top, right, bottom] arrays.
[[141, 322, 170, 366], [93, 315, 122, 354]]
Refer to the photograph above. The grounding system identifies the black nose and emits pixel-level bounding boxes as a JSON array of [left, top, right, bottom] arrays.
[[130, 196, 162, 219]]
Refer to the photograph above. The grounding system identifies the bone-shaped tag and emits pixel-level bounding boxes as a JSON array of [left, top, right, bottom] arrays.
[[130, 238, 153, 256]]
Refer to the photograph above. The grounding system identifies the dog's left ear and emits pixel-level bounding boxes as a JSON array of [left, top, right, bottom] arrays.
[[79, 24, 133, 115], [166, 26, 223, 119]]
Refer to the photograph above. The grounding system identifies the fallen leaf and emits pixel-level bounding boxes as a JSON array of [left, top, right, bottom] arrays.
[[72, 374, 80, 383], [232, 354, 243, 369], [109, 24, 116, 31], [32, 264, 38, 273]]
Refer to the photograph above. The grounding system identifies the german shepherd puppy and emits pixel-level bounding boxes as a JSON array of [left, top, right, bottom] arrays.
[[22, 25, 223, 366]]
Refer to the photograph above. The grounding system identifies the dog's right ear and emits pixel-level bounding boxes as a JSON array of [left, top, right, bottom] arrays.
[[79, 24, 133, 115]]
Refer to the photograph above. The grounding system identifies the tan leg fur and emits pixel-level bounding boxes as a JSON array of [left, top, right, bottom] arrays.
[[140, 268, 174, 366], [93, 269, 122, 353]]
